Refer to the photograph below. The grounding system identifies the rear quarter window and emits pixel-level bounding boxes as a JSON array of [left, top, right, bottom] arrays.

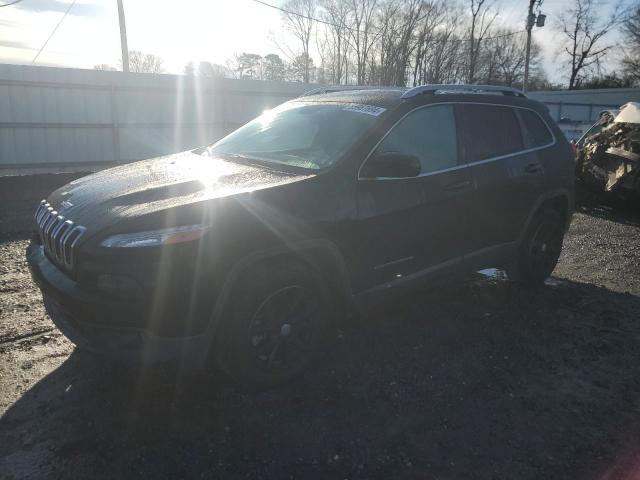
[[518, 109, 554, 148], [462, 104, 524, 161]]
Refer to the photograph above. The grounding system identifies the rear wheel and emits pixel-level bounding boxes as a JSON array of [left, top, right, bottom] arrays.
[[508, 209, 565, 286], [215, 261, 334, 389]]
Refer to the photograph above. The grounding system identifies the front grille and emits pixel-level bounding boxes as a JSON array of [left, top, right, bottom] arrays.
[[34, 199, 87, 274]]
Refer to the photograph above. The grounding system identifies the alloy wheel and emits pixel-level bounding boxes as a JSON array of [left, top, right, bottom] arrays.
[[247, 285, 319, 375], [528, 220, 563, 275]]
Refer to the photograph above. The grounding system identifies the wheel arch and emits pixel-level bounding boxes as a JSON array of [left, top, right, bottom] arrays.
[[208, 239, 353, 336], [517, 188, 574, 245]]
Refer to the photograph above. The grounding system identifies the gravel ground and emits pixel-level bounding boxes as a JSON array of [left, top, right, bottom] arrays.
[[1, 175, 640, 479]]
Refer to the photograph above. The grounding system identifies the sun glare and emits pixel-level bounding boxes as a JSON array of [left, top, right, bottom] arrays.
[[259, 108, 277, 127]]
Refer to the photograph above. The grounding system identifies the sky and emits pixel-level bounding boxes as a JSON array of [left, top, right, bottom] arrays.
[[0, 0, 632, 85]]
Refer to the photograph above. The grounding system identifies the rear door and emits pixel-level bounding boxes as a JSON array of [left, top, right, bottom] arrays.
[[460, 103, 554, 269], [354, 103, 474, 292]]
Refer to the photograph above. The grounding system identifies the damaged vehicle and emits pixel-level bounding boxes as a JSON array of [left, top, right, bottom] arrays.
[[575, 102, 640, 202], [27, 85, 574, 388]]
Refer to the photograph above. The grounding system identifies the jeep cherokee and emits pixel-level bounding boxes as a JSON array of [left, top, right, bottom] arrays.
[[27, 84, 575, 388]]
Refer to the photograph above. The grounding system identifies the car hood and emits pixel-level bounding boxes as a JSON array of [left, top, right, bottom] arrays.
[[46, 150, 314, 232]]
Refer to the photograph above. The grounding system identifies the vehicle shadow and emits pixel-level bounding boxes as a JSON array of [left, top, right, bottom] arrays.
[[0, 172, 86, 243], [577, 203, 640, 227], [0, 232, 31, 246], [0, 205, 36, 245], [575, 185, 640, 227], [2, 276, 640, 480]]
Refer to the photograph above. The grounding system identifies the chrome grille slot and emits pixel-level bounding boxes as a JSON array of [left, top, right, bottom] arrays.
[[34, 199, 86, 274], [54, 220, 74, 258]]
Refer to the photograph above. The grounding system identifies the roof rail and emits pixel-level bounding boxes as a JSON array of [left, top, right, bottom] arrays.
[[299, 85, 381, 98], [401, 84, 526, 99]]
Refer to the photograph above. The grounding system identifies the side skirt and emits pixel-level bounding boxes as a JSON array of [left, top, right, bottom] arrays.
[[351, 256, 462, 313]]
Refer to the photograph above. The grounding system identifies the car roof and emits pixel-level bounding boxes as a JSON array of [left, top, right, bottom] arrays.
[[293, 87, 542, 112], [293, 88, 406, 109]]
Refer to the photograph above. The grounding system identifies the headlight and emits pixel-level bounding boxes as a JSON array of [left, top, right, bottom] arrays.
[[100, 224, 209, 248]]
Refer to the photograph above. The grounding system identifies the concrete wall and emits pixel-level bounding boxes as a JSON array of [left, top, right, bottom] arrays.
[[0, 64, 309, 175]]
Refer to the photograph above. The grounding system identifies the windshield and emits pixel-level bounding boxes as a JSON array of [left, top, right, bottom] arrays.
[[577, 113, 615, 147], [206, 102, 382, 170]]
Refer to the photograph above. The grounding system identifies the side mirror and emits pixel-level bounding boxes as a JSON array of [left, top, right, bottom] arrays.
[[361, 152, 421, 179]]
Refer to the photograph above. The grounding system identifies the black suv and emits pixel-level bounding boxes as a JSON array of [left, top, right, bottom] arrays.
[[27, 85, 574, 388]]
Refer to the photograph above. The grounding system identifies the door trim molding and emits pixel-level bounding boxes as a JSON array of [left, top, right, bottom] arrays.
[[373, 256, 415, 270], [354, 255, 461, 304]]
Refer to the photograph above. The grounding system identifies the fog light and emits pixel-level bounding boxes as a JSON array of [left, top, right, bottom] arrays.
[[97, 274, 142, 299]]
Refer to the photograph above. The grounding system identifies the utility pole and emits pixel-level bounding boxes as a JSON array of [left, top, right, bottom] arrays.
[[523, 0, 536, 93], [117, 0, 129, 72], [523, 0, 545, 93]]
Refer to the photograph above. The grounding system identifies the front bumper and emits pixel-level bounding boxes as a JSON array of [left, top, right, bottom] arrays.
[[26, 242, 210, 366]]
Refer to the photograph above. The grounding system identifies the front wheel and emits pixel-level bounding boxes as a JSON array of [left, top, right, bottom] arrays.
[[508, 209, 566, 286], [215, 261, 335, 389]]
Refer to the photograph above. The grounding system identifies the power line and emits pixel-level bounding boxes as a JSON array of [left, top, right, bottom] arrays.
[[459, 28, 525, 43], [0, 0, 26, 7], [31, 0, 77, 65], [249, 0, 525, 43], [251, 0, 349, 29]]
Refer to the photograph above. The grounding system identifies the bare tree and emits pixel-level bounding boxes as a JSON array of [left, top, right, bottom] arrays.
[[493, 32, 529, 86], [126, 51, 165, 74], [321, 0, 351, 84], [263, 0, 548, 87], [94, 64, 117, 71], [375, 0, 402, 86], [375, 0, 424, 86], [281, 0, 316, 83], [467, 0, 497, 84], [557, 0, 621, 89], [347, 0, 379, 85], [415, 2, 467, 85], [411, 0, 449, 86], [198, 61, 228, 79], [581, 71, 635, 88], [477, 30, 540, 87], [622, 5, 640, 83]]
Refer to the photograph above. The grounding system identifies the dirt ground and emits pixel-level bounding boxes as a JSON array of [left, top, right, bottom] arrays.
[[1, 175, 640, 480]]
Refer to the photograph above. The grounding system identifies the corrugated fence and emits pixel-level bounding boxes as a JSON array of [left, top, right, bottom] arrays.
[[0, 64, 309, 175], [2, 63, 640, 175], [528, 88, 640, 123]]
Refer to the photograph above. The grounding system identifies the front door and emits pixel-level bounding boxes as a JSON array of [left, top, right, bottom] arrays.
[[354, 103, 474, 292]]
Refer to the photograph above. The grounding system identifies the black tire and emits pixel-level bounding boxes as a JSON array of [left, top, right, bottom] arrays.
[[508, 209, 565, 286], [215, 260, 335, 389]]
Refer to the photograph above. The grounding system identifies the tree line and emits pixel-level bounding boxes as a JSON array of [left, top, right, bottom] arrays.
[[95, 0, 640, 90], [246, 0, 550, 89]]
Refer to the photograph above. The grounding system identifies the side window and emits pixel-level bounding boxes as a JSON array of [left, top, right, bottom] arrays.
[[463, 104, 524, 161], [518, 109, 554, 148], [375, 104, 458, 174]]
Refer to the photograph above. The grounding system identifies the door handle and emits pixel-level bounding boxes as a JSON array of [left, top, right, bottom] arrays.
[[524, 162, 543, 174], [444, 180, 472, 192]]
